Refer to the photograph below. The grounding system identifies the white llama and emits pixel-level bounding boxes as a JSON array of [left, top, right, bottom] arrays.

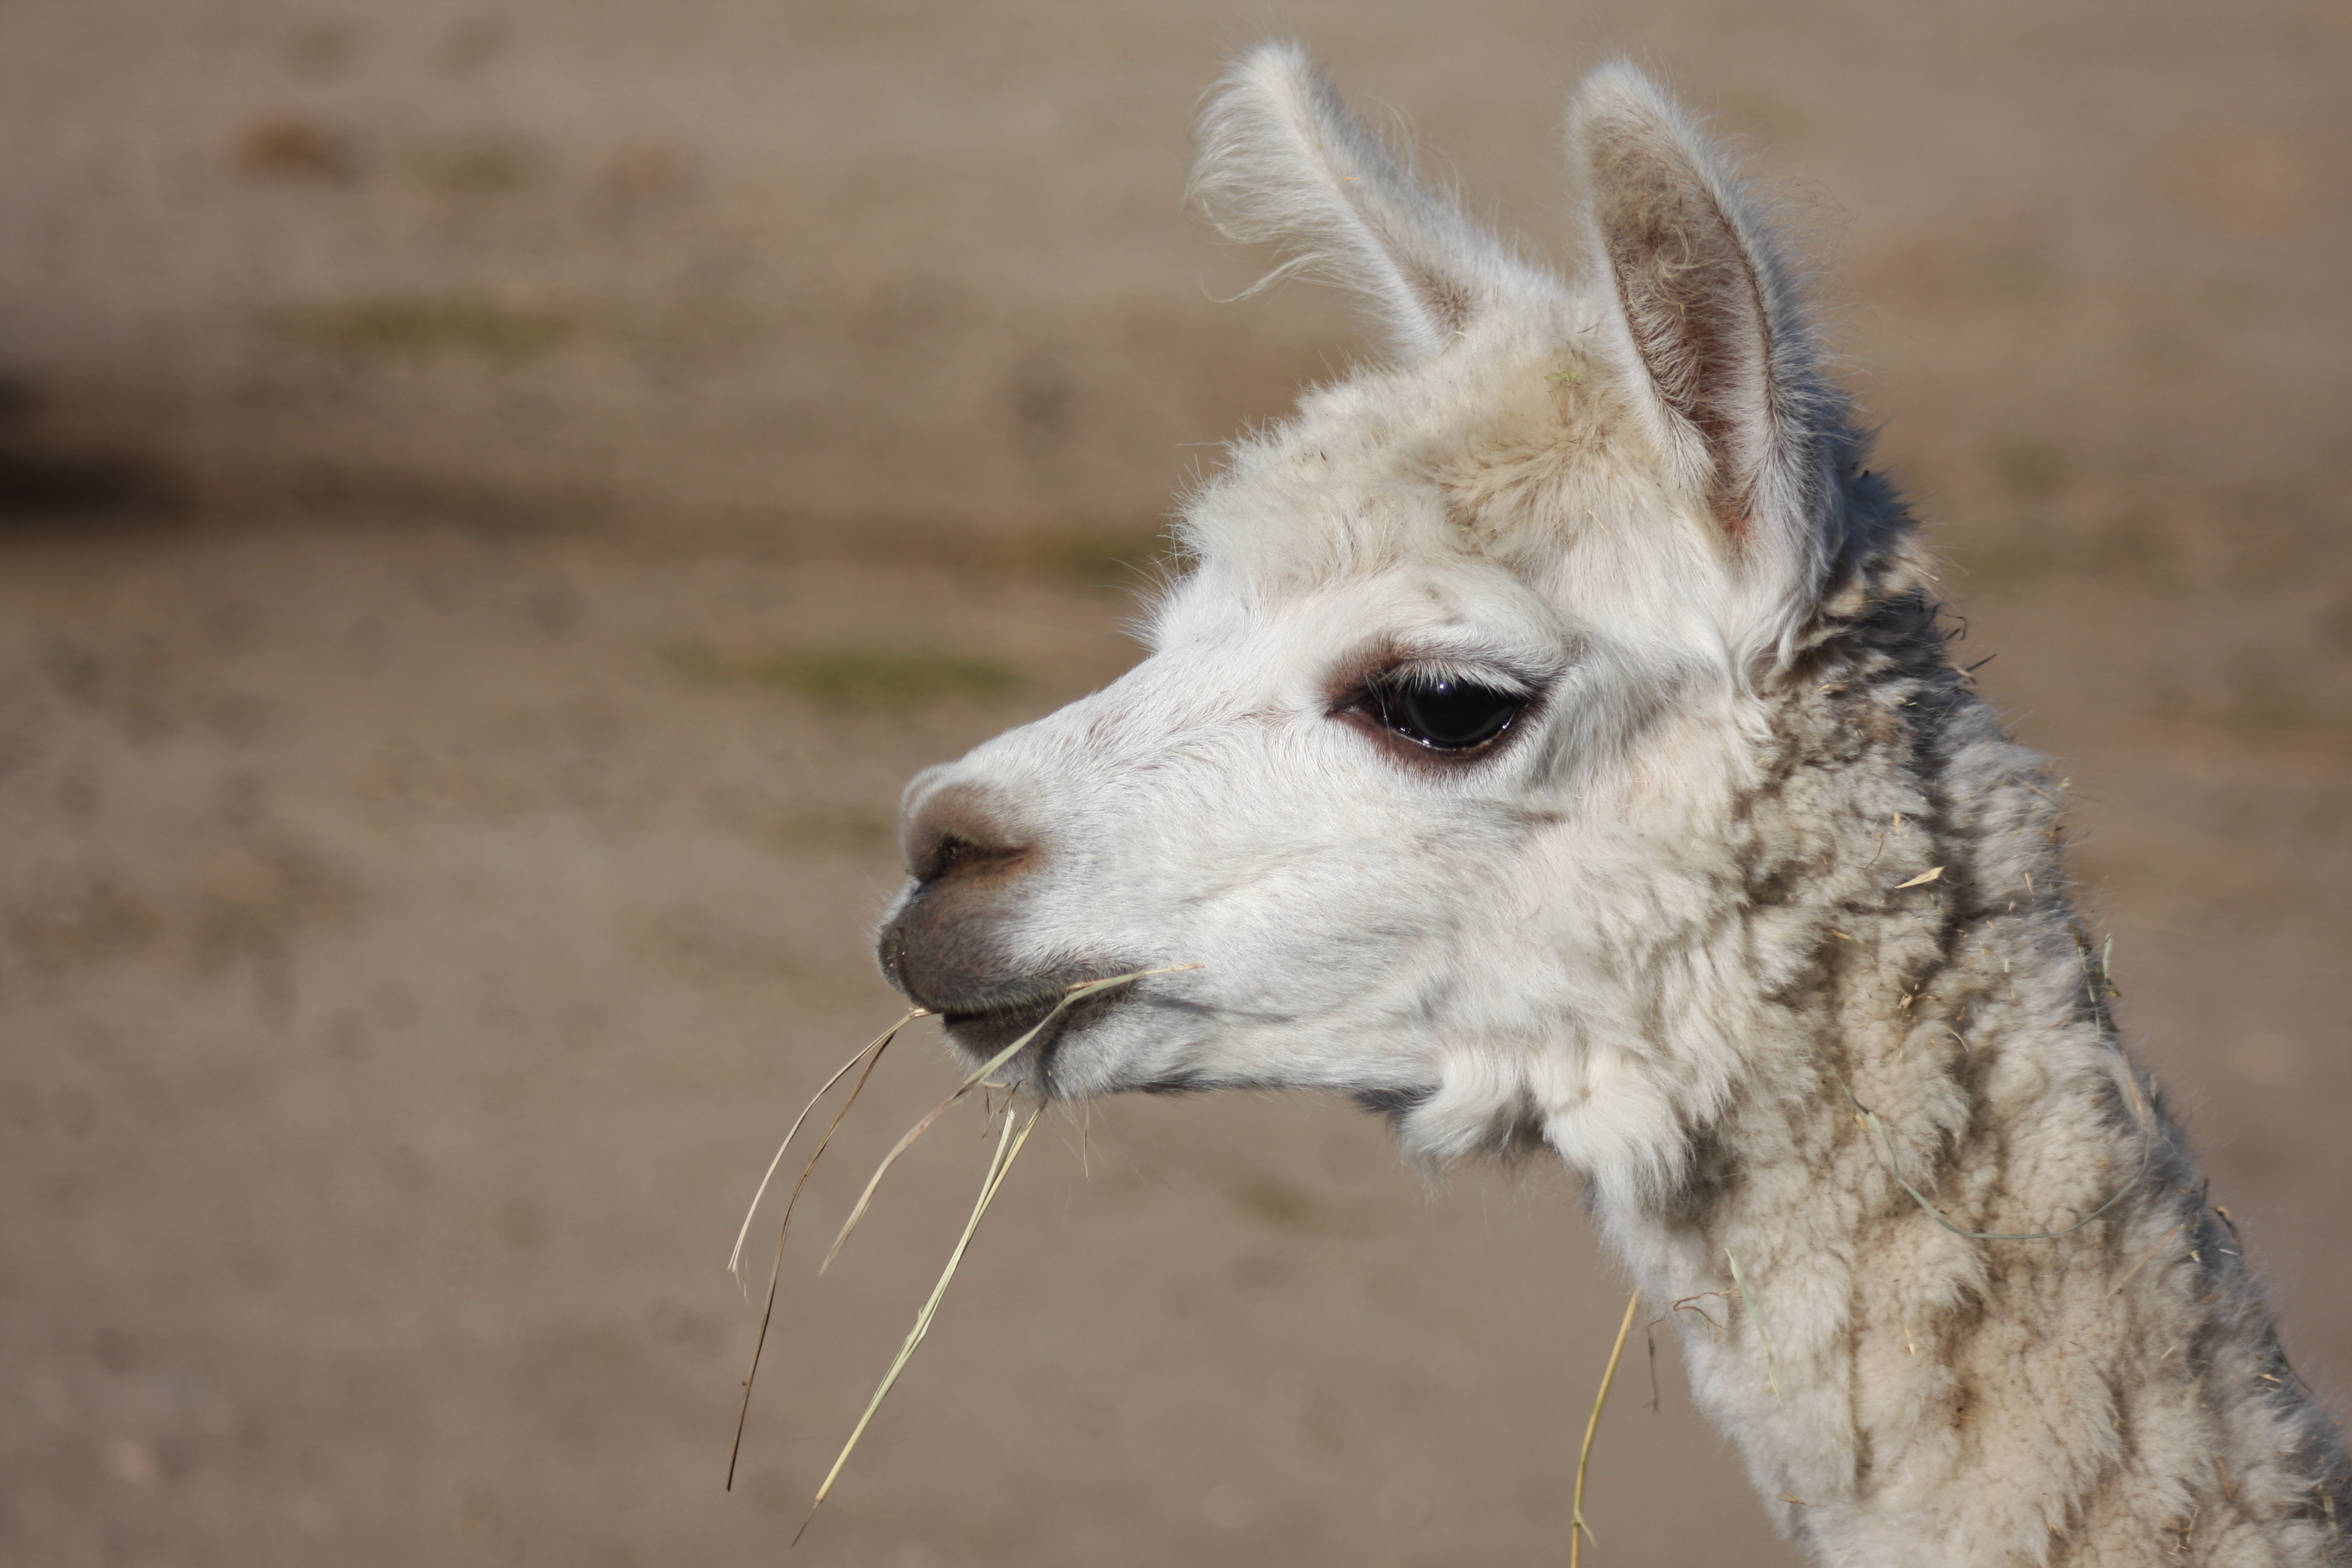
[[874, 42, 2348, 1564]]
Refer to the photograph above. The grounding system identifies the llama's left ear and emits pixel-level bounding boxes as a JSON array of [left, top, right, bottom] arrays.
[[1191, 41, 1545, 362], [1568, 65, 1840, 651]]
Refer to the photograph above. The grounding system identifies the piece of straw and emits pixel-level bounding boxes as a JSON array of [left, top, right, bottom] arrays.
[[819, 965, 1198, 1275], [1724, 1247, 1782, 1406], [1840, 1078, 2151, 1243], [2110, 1224, 2183, 1297], [797, 1102, 1044, 1542], [730, 1008, 926, 1284], [726, 1011, 917, 1489], [1570, 1290, 1642, 1568]]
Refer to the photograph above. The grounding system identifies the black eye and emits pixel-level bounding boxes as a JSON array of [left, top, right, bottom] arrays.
[[1364, 672, 1526, 752]]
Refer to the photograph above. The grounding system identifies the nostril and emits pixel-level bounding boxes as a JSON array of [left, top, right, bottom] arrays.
[[902, 780, 1036, 885], [883, 774, 1044, 1010], [930, 832, 1001, 880], [913, 825, 1027, 885]]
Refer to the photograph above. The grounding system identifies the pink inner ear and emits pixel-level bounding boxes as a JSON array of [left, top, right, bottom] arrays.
[[1589, 121, 1777, 545]]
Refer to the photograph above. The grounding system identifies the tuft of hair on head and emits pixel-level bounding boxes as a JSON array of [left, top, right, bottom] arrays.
[[1186, 39, 1549, 362]]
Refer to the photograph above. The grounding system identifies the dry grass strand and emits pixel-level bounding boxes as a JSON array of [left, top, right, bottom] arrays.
[[1570, 1290, 1643, 1567], [1724, 1247, 1782, 1405], [819, 966, 1200, 1275], [728, 1008, 926, 1283], [725, 1011, 918, 1489], [798, 1102, 1045, 1541]]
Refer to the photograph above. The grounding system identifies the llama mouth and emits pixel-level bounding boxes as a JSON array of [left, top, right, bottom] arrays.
[[936, 975, 1139, 1086], [938, 998, 1062, 1060]]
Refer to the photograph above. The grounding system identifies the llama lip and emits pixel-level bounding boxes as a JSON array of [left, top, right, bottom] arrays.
[[936, 997, 1062, 1060], [936, 976, 1140, 1083]]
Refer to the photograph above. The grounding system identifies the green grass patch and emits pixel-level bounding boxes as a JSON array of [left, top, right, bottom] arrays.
[[1942, 533, 2071, 586], [668, 643, 1020, 712], [1987, 439, 2068, 500], [1234, 1177, 1314, 1230], [767, 807, 897, 855], [998, 520, 1172, 586], [411, 132, 541, 194], [283, 296, 573, 358]]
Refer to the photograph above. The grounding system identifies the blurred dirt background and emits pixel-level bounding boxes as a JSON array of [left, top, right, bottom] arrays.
[[2, 2, 2348, 1565]]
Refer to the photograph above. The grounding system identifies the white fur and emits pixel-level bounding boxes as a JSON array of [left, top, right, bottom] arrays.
[[879, 43, 2348, 1564]]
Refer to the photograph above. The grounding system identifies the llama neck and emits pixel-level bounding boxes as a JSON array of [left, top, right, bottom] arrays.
[[1565, 603, 2350, 1565]]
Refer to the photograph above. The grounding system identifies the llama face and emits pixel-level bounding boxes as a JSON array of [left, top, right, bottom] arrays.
[[881, 537, 1606, 1112], [877, 373, 1756, 1149], [877, 44, 1858, 1160]]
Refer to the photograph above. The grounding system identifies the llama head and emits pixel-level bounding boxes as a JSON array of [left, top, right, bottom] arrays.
[[877, 44, 1903, 1192]]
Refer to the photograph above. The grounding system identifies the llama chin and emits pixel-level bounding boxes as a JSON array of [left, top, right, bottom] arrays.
[[872, 41, 2350, 1564]]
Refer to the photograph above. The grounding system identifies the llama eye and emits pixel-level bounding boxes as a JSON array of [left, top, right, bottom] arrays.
[[1364, 672, 1526, 752]]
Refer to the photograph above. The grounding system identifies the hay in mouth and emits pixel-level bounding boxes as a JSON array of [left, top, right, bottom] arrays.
[[936, 970, 1146, 1083], [725, 963, 1200, 1533]]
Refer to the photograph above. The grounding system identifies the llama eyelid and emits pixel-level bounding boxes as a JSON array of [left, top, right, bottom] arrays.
[[1330, 665, 1544, 766], [1322, 648, 1543, 710], [1385, 662, 1537, 697]]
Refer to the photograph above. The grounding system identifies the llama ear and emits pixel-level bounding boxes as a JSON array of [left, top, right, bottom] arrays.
[[1568, 64, 1836, 627], [1190, 41, 1535, 361]]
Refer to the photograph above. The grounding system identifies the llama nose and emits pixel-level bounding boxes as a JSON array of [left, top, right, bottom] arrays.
[[898, 773, 1036, 886], [881, 772, 1042, 1010]]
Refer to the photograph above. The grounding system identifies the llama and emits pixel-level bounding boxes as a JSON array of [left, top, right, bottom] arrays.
[[872, 42, 2348, 1564]]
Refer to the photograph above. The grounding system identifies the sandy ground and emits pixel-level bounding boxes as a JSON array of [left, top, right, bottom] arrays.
[[2, 2, 2348, 1566]]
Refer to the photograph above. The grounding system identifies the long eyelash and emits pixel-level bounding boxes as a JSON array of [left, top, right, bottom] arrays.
[[1376, 662, 1535, 698]]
